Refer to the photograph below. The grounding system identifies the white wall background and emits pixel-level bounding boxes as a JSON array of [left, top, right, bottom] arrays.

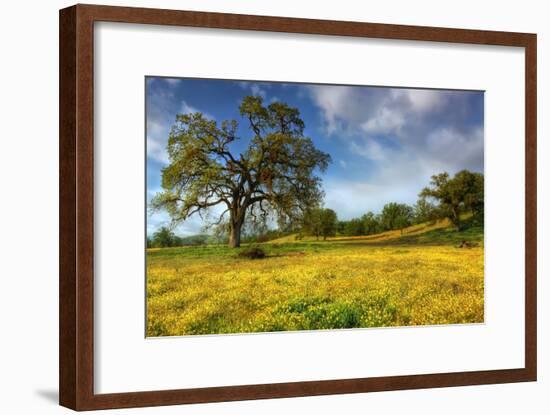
[[0, 0, 546, 414]]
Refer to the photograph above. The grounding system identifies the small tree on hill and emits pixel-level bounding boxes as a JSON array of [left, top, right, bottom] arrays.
[[344, 218, 365, 236], [361, 211, 381, 235], [413, 197, 439, 225], [380, 203, 413, 234]]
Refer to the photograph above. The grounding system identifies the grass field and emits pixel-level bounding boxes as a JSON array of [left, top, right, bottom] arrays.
[[146, 219, 484, 336]]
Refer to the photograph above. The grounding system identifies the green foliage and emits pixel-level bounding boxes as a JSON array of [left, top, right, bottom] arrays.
[[302, 208, 338, 240], [148, 230, 215, 248], [344, 218, 365, 236], [361, 211, 382, 235], [413, 197, 439, 225], [319, 208, 337, 240], [380, 202, 414, 232], [275, 295, 397, 330], [150, 227, 179, 248], [420, 170, 484, 230], [151, 95, 331, 248], [337, 212, 381, 237]]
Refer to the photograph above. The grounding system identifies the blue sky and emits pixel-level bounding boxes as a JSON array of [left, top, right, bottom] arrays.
[[146, 77, 484, 236]]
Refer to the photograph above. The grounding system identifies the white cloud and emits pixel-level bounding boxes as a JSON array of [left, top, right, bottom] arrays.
[[147, 136, 169, 164], [323, 177, 420, 220], [147, 119, 165, 139], [238, 81, 269, 99], [146, 97, 214, 167], [425, 126, 484, 171], [181, 100, 214, 119], [308, 85, 453, 137], [307, 84, 483, 214], [307, 85, 359, 134], [350, 139, 387, 161], [147, 209, 206, 237], [401, 88, 448, 113], [147, 200, 229, 237], [361, 106, 406, 135], [323, 128, 483, 219], [250, 84, 266, 98], [180, 100, 197, 115], [307, 84, 483, 171], [163, 78, 182, 86]]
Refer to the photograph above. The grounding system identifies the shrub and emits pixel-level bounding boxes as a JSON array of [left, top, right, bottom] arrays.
[[237, 246, 266, 259]]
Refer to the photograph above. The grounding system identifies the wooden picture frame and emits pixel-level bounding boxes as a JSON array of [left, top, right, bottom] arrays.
[[59, 4, 537, 410]]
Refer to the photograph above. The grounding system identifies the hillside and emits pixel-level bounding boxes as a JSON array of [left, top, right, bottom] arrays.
[[267, 216, 483, 247]]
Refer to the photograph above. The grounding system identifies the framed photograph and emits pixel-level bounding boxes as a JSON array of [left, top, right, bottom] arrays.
[[59, 4, 537, 410]]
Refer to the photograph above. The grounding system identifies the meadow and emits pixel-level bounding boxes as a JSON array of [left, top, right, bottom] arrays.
[[146, 219, 484, 337]]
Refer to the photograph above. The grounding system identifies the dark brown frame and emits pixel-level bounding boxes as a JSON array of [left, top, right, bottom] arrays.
[[59, 4, 537, 411]]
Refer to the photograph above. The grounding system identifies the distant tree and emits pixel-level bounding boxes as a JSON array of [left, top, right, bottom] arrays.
[[413, 197, 439, 225], [151, 226, 179, 248], [394, 210, 413, 234], [303, 208, 337, 240], [380, 203, 413, 233], [319, 208, 337, 240], [420, 170, 484, 230], [302, 208, 322, 240], [361, 211, 381, 235], [344, 218, 365, 236], [151, 95, 331, 248], [336, 220, 347, 235]]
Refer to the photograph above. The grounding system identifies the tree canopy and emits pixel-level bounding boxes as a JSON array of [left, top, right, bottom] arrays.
[[149, 226, 179, 248], [362, 212, 382, 235], [420, 170, 484, 229], [151, 96, 331, 247], [303, 208, 338, 240], [380, 202, 414, 233], [413, 198, 439, 225]]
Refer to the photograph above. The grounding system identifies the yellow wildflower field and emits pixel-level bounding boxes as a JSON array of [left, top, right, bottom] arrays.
[[146, 220, 484, 336]]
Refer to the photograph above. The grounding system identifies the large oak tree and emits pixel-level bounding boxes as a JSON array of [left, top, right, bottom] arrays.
[[151, 96, 331, 247]]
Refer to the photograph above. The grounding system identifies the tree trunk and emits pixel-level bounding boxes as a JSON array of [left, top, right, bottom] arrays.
[[228, 219, 242, 248], [451, 207, 461, 231]]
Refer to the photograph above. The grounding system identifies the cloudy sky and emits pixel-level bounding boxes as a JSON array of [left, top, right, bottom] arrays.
[[146, 77, 484, 236]]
